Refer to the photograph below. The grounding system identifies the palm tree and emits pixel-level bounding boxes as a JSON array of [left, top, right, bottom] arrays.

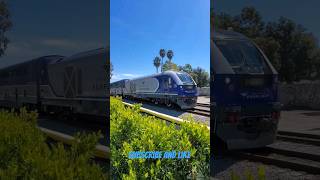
[[159, 49, 166, 72], [153, 56, 161, 73], [167, 50, 174, 62], [167, 50, 174, 70]]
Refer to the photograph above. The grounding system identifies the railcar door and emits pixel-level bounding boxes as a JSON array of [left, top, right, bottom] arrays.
[[64, 66, 76, 98], [160, 76, 170, 94]]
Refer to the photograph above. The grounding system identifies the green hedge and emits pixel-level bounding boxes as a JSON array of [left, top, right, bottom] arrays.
[[110, 97, 210, 179], [231, 166, 266, 180], [0, 108, 107, 179]]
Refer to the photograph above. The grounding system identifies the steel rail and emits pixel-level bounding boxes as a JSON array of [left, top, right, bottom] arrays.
[[38, 127, 110, 159], [186, 109, 211, 117], [276, 131, 320, 146], [230, 150, 320, 174], [122, 101, 210, 130]]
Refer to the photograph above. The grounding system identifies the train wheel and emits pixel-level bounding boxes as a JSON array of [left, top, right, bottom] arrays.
[[154, 99, 159, 105], [166, 101, 172, 107]]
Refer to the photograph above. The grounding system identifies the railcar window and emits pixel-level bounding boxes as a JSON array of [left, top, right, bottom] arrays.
[[177, 73, 194, 84], [168, 78, 172, 88], [162, 77, 169, 89], [215, 40, 269, 73]]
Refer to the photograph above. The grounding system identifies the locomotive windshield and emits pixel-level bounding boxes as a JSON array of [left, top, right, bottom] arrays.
[[177, 73, 194, 84], [215, 40, 270, 74]]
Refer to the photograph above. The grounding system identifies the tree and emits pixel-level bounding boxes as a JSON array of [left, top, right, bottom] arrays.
[[265, 17, 319, 82], [253, 37, 281, 71], [159, 49, 166, 72], [238, 6, 264, 37], [179, 64, 193, 74], [178, 64, 209, 87], [310, 48, 320, 79], [214, 12, 235, 30], [110, 62, 113, 79], [214, 7, 320, 82], [192, 67, 209, 87], [167, 50, 174, 61], [167, 50, 174, 70], [0, 1, 12, 57], [153, 56, 161, 73], [162, 60, 179, 72], [215, 6, 264, 37]]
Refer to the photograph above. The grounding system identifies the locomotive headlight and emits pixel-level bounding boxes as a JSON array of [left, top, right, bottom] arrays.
[[225, 77, 231, 84]]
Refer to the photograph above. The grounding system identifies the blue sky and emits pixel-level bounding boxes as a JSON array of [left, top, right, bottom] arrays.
[[213, 0, 320, 40], [110, 0, 210, 82], [0, 0, 107, 68]]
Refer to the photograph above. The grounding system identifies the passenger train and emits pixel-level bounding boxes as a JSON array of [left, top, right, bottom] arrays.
[[212, 30, 281, 149], [110, 71, 198, 109], [0, 48, 108, 119]]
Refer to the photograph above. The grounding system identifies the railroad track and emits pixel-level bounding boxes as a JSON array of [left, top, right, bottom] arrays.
[[196, 103, 210, 108], [186, 108, 210, 117], [227, 131, 320, 174], [277, 131, 320, 146], [230, 145, 320, 174], [37, 114, 109, 158], [185, 102, 211, 117], [123, 101, 210, 130], [123, 99, 211, 117], [39, 126, 110, 160]]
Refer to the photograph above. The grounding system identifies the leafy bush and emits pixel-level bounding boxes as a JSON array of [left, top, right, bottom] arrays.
[[230, 166, 266, 180], [0, 108, 107, 179], [110, 97, 210, 179]]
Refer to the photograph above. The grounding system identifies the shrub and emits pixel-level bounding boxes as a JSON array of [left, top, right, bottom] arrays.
[[110, 97, 210, 179], [230, 166, 266, 180], [0, 108, 107, 179]]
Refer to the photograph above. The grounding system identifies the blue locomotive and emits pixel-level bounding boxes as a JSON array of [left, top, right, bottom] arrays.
[[212, 30, 281, 149], [111, 71, 198, 109]]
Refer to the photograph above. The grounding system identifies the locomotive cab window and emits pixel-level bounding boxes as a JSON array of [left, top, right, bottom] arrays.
[[177, 73, 194, 85], [215, 40, 271, 74]]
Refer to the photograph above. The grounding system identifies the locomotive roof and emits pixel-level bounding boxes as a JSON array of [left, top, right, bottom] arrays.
[[110, 79, 129, 85], [0, 55, 64, 71], [212, 29, 278, 75], [127, 70, 196, 85], [59, 48, 107, 63], [213, 29, 249, 41], [130, 70, 185, 81]]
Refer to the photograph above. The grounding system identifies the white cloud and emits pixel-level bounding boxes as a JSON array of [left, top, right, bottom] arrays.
[[41, 38, 104, 50], [110, 73, 142, 83], [121, 73, 139, 77]]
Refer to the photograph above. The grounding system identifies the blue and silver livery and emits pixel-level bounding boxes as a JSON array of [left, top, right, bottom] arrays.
[[212, 30, 281, 149], [111, 71, 198, 109]]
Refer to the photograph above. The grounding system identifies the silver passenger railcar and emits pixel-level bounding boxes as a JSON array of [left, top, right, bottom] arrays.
[[0, 48, 108, 119]]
